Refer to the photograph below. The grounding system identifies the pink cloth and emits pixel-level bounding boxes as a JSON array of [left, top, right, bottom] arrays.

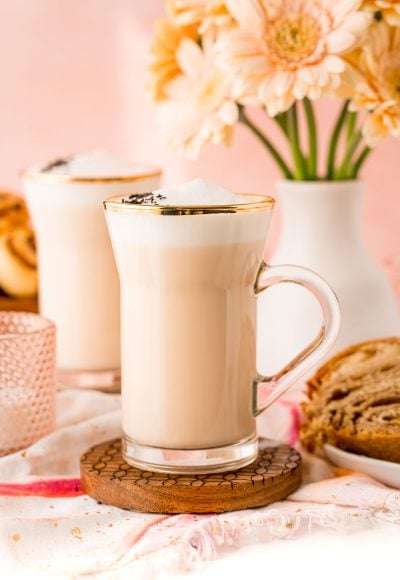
[[1, 389, 399, 577]]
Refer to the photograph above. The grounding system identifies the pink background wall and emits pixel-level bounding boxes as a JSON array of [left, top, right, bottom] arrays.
[[1, 0, 399, 264]]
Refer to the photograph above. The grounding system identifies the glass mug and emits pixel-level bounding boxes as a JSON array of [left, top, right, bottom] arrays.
[[104, 193, 340, 473], [22, 165, 161, 391]]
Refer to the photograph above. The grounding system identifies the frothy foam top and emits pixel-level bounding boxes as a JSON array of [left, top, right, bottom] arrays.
[[155, 179, 241, 206], [106, 179, 273, 246], [34, 150, 157, 178], [122, 179, 252, 207]]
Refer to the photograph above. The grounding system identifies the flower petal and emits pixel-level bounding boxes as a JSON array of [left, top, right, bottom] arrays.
[[362, 113, 387, 147], [176, 38, 204, 77], [324, 55, 346, 73], [218, 101, 239, 124], [326, 29, 357, 53], [336, 12, 371, 38], [322, 0, 362, 26], [226, 0, 266, 36]]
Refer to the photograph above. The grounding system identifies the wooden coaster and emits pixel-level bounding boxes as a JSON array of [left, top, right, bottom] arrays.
[[80, 439, 302, 514]]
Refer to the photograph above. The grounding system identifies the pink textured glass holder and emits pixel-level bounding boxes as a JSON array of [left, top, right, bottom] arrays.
[[0, 311, 56, 456]]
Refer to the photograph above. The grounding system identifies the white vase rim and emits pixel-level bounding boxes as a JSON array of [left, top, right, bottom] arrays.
[[276, 179, 366, 194], [277, 179, 366, 186]]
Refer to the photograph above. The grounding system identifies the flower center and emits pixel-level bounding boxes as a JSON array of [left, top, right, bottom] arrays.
[[197, 73, 224, 108], [266, 14, 321, 67]]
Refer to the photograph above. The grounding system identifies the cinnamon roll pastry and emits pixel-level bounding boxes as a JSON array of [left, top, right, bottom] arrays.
[[0, 227, 38, 297], [0, 192, 29, 233], [300, 338, 400, 463]]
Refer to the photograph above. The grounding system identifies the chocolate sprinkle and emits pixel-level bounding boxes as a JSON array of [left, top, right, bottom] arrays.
[[42, 156, 72, 172], [122, 192, 167, 205]]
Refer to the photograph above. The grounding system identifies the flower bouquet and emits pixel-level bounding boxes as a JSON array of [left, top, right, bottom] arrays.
[[149, 0, 400, 180], [148, 0, 400, 370]]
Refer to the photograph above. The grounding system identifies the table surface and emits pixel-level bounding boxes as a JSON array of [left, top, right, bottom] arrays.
[[2, 389, 399, 579], [185, 523, 399, 579]]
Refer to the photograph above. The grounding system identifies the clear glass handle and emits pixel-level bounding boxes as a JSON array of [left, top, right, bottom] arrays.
[[253, 261, 341, 416]]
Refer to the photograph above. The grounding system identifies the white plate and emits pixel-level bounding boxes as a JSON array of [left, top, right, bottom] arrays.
[[324, 444, 400, 489]]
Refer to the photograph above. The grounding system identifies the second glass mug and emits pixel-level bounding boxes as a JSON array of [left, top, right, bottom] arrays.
[[105, 192, 340, 474], [22, 166, 161, 391]]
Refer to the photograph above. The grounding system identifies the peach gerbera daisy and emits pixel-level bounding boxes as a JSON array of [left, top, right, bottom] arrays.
[[167, 0, 231, 32], [148, 19, 197, 101], [218, 0, 371, 116], [362, 0, 400, 25], [351, 22, 400, 145], [157, 37, 238, 158]]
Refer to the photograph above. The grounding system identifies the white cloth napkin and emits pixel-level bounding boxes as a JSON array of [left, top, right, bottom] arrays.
[[1, 389, 399, 578]]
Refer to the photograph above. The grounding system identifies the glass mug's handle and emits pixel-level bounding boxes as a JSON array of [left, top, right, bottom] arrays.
[[253, 262, 341, 416]]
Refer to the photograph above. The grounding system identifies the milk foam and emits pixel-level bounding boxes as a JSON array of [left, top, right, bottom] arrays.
[[107, 179, 273, 247], [35, 150, 154, 178], [154, 179, 248, 206]]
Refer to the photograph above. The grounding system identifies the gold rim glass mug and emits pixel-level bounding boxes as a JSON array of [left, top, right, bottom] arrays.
[[22, 165, 161, 392], [104, 193, 340, 473]]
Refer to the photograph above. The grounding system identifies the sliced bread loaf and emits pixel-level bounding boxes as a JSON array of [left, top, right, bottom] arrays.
[[300, 337, 400, 463]]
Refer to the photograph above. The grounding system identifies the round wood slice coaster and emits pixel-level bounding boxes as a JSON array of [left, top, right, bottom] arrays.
[[80, 439, 302, 514]]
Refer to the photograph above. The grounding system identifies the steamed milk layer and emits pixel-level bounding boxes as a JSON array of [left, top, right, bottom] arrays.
[[23, 152, 160, 371], [106, 181, 272, 449]]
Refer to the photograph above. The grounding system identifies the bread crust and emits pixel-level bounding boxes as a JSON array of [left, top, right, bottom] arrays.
[[300, 337, 400, 463], [0, 227, 38, 298], [0, 191, 29, 233]]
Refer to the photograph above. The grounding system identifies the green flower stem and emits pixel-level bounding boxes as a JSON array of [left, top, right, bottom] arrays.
[[326, 100, 350, 180], [287, 103, 307, 180], [351, 146, 372, 178], [336, 130, 363, 179], [239, 107, 293, 179], [346, 111, 357, 143], [303, 98, 318, 180], [274, 111, 289, 137]]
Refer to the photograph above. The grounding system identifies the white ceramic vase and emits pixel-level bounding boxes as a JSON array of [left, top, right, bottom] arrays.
[[257, 180, 400, 383]]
